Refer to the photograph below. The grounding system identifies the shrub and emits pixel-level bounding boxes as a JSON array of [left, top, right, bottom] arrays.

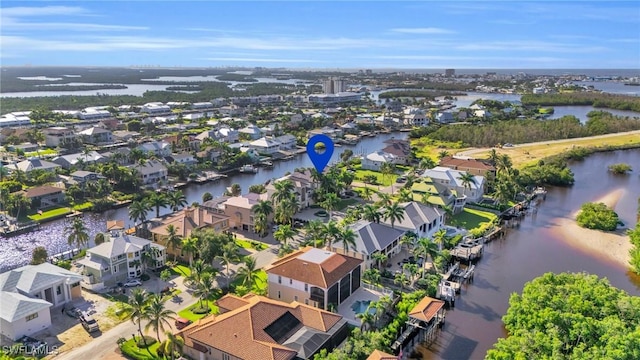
[[192, 306, 210, 314], [576, 202, 619, 231], [56, 260, 72, 270], [608, 163, 632, 174], [136, 336, 156, 348], [140, 274, 150, 281]]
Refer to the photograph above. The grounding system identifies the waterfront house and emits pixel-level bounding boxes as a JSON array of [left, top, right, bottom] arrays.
[[6, 158, 60, 173], [276, 134, 297, 150], [77, 230, 165, 290], [195, 126, 239, 144], [422, 167, 485, 203], [265, 247, 362, 311], [149, 207, 230, 260], [21, 185, 65, 210], [0, 263, 82, 341], [140, 102, 171, 114], [332, 220, 405, 270], [438, 156, 496, 177], [222, 193, 270, 232], [137, 141, 172, 157], [380, 202, 445, 240], [265, 169, 317, 209], [78, 127, 113, 145], [0, 112, 31, 128], [239, 124, 264, 140], [249, 136, 282, 155], [178, 294, 349, 360], [78, 108, 112, 121], [411, 179, 466, 213], [435, 111, 455, 124], [164, 153, 197, 166], [6, 143, 38, 154], [308, 126, 343, 139], [52, 151, 106, 169], [201, 196, 231, 214], [361, 151, 396, 171], [69, 170, 103, 184], [381, 141, 411, 165], [130, 160, 168, 188]]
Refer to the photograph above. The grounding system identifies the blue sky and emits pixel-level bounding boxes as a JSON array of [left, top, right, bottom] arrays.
[[1, 1, 639, 69]]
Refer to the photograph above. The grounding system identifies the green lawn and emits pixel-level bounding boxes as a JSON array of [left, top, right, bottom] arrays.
[[119, 338, 161, 360], [230, 269, 268, 295], [170, 265, 191, 277], [72, 201, 94, 211], [235, 239, 268, 251], [24, 149, 58, 157], [353, 167, 398, 186], [451, 208, 497, 231], [27, 207, 71, 221], [177, 300, 220, 322], [337, 198, 359, 210]]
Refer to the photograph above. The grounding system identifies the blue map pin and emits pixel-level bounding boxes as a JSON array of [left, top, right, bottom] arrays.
[[306, 134, 334, 173]]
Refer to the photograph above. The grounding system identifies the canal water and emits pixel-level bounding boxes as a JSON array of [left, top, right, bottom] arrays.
[[425, 149, 640, 360], [0, 133, 404, 272]]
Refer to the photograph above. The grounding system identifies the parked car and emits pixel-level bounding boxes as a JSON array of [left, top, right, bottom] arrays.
[[63, 304, 81, 318], [80, 314, 99, 333], [123, 279, 142, 287], [174, 317, 193, 330]]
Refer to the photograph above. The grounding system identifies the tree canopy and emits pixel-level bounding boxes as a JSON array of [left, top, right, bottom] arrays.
[[576, 202, 620, 231], [486, 272, 640, 360]]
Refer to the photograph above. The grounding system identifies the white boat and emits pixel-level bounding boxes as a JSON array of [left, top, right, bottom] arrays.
[[239, 164, 258, 173]]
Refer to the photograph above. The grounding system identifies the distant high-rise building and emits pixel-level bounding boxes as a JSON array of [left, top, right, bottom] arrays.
[[365, 69, 373, 75], [445, 69, 455, 77], [322, 77, 347, 94]]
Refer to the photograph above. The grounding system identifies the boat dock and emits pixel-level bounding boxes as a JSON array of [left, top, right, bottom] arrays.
[[194, 171, 226, 184], [450, 239, 484, 261], [0, 221, 40, 237]]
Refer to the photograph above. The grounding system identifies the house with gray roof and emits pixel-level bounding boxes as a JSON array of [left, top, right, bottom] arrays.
[[381, 202, 445, 239], [130, 160, 168, 188], [77, 230, 165, 290], [0, 263, 82, 340], [78, 126, 113, 145], [137, 141, 172, 157], [5, 158, 61, 173], [52, 151, 107, 169], [332, 220, 405, 270], [422, 166, 485, 203]]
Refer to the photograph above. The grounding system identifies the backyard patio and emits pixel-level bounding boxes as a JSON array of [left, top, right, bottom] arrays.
[[337, 285, 394, 326]]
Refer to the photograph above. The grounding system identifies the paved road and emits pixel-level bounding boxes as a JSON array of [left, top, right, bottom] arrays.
[[53, 277, 195, 360], [455, 129, 640, 157]]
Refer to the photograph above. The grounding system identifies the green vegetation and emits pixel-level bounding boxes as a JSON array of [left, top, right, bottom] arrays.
[[336, 198, 359, 210], [119, 337, 161, 360], [521, 92, 640, 112], [170, 264, 191, 277], [353, 166, 397, 186], [235, 239, 268, 251], [629, 199, 640, 275], [451, 208, 497, 232], [486, 272, 640, 360], [27, 207, 72, 222], [177, 302, 219, 322], [608, 163, 633, 174], [576, 202, 620, 231]]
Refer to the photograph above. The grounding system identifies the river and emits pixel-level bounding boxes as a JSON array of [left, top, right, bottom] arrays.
[[0, 133, 403, 272], [425, 149, 640, 360]]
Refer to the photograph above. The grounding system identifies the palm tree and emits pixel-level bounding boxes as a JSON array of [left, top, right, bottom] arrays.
[[165, 224, 182, 257], [400, 233, 415, 252], [362, 204, 381, 223], [148, 192, 169, 218], [163, 331, 185, 360], [272, 180, 295, 205], [356, 309, 375, 331], [252, 200, 273, 236], [394, 272, 410, 291], [304, 220, 325, 245], [457, 172, 477, 197], [128, 288, 151, 342], [382, 202, 405, 229], [274, 224, 295, 247], [129, 199, 152, 229], [380, 162, 396, 190], [229, 183, 242, 196], [275, 196, 299, 225], [371, 252, 387, 271], [376, 192, 392, 207], [361, 187, 374, 202], [433, 228, 447, 252], [218, 242, 239, 288], [320, 192, 340, 221], [487, 148, 499, 165], [322, 221, 341, 249], [185, 260, 217, 288], [94, 232, 106, 246], [338, 226, 357, 254], [167, 190, 188, 212], [496, 154, 513, 176], [415, 237, 441, 277], [66, 217, 89, 249], [236, 256, 260, 289], [437, 150, 450, 160], [181, 236, 199, 267], [193, 272, 216, 310], [398, 188, 413, 202], [363, 268, 382, 286], [202, 192, 213, 203], [143, 294, 175, 343]]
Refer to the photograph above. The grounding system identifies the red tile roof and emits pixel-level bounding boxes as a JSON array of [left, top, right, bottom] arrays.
[[408, 296, 445, 322], [439, 156, 495, 171]]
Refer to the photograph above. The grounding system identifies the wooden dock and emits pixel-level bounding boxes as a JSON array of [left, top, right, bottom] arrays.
[[450, 240, 484, 261]]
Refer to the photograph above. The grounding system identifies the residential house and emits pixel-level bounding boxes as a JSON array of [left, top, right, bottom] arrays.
[[149, 207, 230, 260], [222, 193, 270, 232], [78, 127, 113, 145], [191, 102, 213, 110], [195, 127, 239, 144], [250, 137, 282, 155], [69, 170, 103, 185], [438, 156, 496, 177], [0, 263, 82, 340], [77, 230, 165, 290], [473, 109, 491, 118], [78, 108, 111, 121], [423, 166, 485, 203], [219, 104, 242, 116], [131, 160, 168, 188], [435, 112, 455, 124], [266, 247, 362, 311], [201, 196, 231, 214], [354, 114, 375, 125], [276, 134, 297, 150], [239, 124, 263, 140], [374, 115, 396, 128], [164, 153, 197, 166], [411, 179, 466, 213], [21, 185, 65, 210], [140, 102, 171, 114], [361, 151, 396, 171], [308, 127, 343, 139], [0, 112, 31, 128], [52, 151, 106, 169], [404, 108, 429, 126], [381, 140, 411, 165], [340, 122, 359, 134], [332, 220, 405, 270], [385, 100, 403, 113], [137, 141, 172, 157], [43, 127, 77, 148], [265, 170, 317, 209], [112, 130, 141, 142], [380, 202, 444, 239], [6, 159, 60, 173], [179, 294, 349, 360]]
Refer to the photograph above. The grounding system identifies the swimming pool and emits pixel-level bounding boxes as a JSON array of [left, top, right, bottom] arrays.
[[351, 300, 375, 315]]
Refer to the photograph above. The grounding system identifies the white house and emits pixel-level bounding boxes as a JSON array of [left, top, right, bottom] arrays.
[[0, 263, 83, 340], [137, 141, 172, 157], [249, 136, 282, 154], [131, 160, 168, 187], [422, 166, 485, 203], [380, 202, 445, 239], [239, 124, 263, 140], [361, 151, 396, 171], [275, 134, 297, 150]]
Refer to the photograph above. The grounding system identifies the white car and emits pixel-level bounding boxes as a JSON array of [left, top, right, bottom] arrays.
[[123, 279, 142, 287]]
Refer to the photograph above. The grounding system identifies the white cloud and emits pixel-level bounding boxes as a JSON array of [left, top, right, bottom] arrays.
[[1, 6, 89, 17], [390, 27, 455, 34]]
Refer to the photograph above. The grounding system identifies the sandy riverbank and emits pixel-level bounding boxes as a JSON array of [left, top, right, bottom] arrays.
[[554, 188, 632, 268]]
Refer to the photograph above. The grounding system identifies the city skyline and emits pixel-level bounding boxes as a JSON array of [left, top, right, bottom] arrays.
[[1, 1, 639, 69]]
